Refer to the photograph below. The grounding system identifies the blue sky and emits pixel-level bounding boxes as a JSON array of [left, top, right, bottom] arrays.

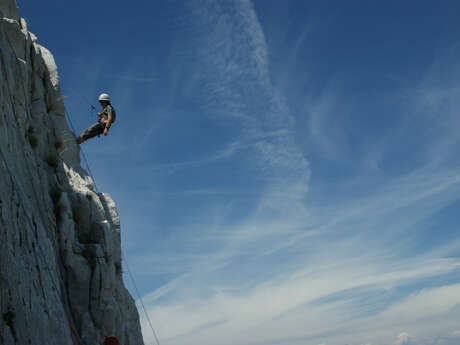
[[20, 1, 460, 344]]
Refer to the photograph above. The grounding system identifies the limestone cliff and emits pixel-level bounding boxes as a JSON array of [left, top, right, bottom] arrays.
[[0, 1, 145, 344]]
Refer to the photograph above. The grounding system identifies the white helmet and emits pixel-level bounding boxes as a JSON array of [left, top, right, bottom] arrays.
[[98, 93, 110, 102]]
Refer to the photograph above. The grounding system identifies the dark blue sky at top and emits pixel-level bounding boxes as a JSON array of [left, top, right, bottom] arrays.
[[253, 0, 460, 171], [257, 0, 460, 78], [20, 0, 460, 119], [21, 1, 460, 91], [21, 0, 460, 102]]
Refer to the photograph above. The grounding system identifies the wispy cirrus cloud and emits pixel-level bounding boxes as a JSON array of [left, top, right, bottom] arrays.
[[148, 129, 291, 174], [131, 2, 460, 345], [139, 259, 460, 345], [174, 0, 310, 184]]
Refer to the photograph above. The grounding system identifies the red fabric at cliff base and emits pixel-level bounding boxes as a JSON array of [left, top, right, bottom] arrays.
[[103, 336, 121, 345]]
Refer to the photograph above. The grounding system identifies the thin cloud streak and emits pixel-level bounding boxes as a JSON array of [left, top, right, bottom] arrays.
[[139, 260, 460, 345], [131, 2, 460, 345], [149, 129, 295, 175]]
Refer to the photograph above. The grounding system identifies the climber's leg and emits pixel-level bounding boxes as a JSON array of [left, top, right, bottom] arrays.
[[76, 122, 104, 144]]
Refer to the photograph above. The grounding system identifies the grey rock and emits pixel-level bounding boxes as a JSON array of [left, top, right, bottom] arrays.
[[0, 4, 145, 345], [0, 0, 18, 21]]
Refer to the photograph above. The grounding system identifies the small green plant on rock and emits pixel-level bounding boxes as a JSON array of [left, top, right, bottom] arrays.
[[3, 310, 15, 329], [104, 252, 112, 264], [72, 206, 84, 225], [54, 139, 63, 150], [115, 262, 122, 276], [50, 185, 66, 220], [50, 185, 63, 205], [3, 309, 17, 341], [46, 155, 59, 169], [54, 203, 67, 220], [26, 127, 38, 149]]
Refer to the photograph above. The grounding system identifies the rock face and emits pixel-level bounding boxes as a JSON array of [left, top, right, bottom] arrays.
[[0, 1, 145, 344]]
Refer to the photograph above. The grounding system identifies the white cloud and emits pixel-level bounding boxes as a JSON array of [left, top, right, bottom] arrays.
[[132, 2, 460, 345], [379, 284, 460, 323], [393, 332, 416, 345], [138, 260, 460, 345]]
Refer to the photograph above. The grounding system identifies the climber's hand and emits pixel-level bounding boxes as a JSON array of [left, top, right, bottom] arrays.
[[103, 127, 108, 136]]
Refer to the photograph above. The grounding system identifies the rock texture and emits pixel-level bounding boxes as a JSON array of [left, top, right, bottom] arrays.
[[0, 1, 145, 344]]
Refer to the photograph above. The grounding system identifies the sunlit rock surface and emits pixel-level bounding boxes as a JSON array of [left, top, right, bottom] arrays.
[[0, 1, 144, 344]]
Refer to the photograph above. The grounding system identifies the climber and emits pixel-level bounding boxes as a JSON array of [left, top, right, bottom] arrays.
[[76, 93, 116, 144], [103, 336, 121, 345]]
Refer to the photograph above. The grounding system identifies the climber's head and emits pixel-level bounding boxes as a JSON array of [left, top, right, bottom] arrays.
[[98, 93, 111, 107], [103, 336, 120, 345]]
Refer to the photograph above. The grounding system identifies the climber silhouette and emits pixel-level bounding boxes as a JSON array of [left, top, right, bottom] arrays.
[[76, 93, 116, 144]]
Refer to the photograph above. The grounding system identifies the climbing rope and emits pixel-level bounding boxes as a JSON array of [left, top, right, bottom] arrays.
[[65, 109, 99, 194], [123, 257, 161, 345], [65, 103, 161, 345]]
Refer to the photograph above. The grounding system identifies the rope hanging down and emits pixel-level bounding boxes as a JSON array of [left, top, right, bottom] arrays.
[[123, 257, 161, 345], [65, 109, 99, 194], [66, 107, 161, 345]]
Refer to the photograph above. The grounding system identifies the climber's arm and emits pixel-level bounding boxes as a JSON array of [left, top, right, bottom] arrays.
[[103, 114, 112, 136]]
